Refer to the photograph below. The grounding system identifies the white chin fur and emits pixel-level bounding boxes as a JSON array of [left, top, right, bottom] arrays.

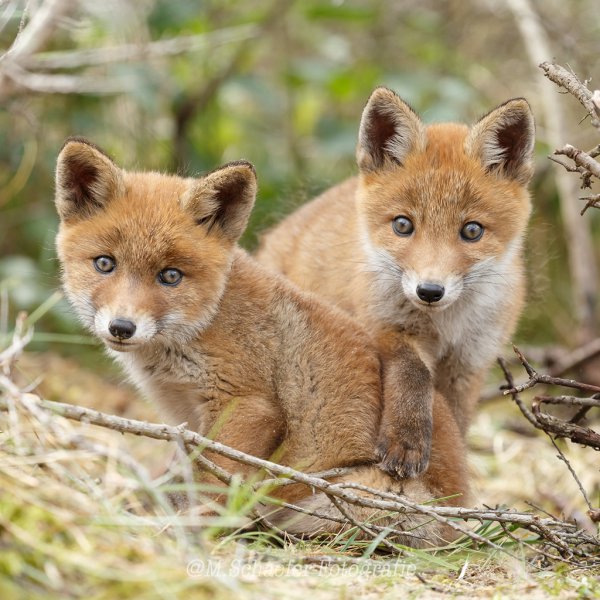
[[103, 339, 141, 353], [407, 296, 454, 311]]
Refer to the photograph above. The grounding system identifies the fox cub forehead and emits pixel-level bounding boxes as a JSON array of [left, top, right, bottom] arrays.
[[357, 87, 535, 187], [55, 138, 257, 248]]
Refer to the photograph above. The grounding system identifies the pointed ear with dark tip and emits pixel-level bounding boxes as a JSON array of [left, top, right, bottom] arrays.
[[181, 160, 257, 243], [55, 138, 124, 222], [465, 98, 535, 184], [357, 87, 425, 173]]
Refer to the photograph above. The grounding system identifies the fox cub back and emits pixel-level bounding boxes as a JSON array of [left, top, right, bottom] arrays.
[[54, 139, 468, 548], [257, 87, 535, 436]]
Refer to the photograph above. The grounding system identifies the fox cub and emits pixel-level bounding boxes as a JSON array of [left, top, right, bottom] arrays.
[[54, 138, 468, 546], [257, 87, 535, 474]]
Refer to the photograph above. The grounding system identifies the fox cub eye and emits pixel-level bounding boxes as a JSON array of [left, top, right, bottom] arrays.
[[158, 268, 183, 286], [460, 221, 484, 242], [392, 216, 414, 236], [94, 256, 116, 273]]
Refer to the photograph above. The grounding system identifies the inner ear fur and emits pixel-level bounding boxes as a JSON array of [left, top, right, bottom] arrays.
[[55, 137, 124, 222], [357, 86, 426, 173], [465, 98, 535, 184], [182, 160, 257, 243]]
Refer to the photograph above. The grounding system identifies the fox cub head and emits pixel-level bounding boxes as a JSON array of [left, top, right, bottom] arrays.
[[55, 138, 256, 350], [356, 87, 534, 314]]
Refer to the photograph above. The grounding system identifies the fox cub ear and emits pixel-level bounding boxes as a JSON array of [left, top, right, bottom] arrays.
[[182, 160, 257, 243], [466, 98, 535, 184], [357, 87, 425, 172], [55, 138, 124, 222]]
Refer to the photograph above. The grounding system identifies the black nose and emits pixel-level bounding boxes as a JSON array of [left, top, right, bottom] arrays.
[[416, 283, 445, 304], [108, 318, 137, 340]]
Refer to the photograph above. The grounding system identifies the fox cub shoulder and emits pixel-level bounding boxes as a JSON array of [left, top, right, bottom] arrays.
[[54, 138, 468, 547], [257, 86, 535, 438]]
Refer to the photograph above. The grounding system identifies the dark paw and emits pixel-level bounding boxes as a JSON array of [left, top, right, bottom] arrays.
[[376, 434, 431, 479]]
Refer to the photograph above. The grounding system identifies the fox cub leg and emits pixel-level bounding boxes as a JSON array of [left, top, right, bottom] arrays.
[[376, 330, 434, 479], [192, 396, 286, 488]]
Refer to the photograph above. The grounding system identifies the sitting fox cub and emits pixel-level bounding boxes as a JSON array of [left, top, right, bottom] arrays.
[[258, 87, 535, 475], [54, 138, 467, 546]]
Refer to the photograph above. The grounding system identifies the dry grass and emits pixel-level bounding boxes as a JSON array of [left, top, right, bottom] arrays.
[[1, 340, 599, 598]]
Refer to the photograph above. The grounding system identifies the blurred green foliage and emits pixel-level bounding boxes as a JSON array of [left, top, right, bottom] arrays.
[[0, 0, 599, 360]]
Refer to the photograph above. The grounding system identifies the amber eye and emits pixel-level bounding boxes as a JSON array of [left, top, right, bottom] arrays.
[[94, 256, 116, 273], [392, 216, 414, 236], [460, 221, 484, 242], [158, 268, 183, 286]]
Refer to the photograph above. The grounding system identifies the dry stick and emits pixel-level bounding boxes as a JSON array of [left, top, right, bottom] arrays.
[[481, 337, 600, 404], [499, 521, 582, 566], [498, 356, 539, 429], [546, 436, 593, 512], [1, 394, 596, 556], [554, 144, 600, 180], [531, 515, 573, 559], [500, 348, 598, 528], [537, 394, 600, 425], [503, 347, 600, 449], [259, 498, 422, 545], [531, 400, 600, 451], [504, 346, 600, 396], [534, 396, 600, 409], [1, 0, 74, 63], [539, 62, 600, 125], [580, 195, 600, 216]]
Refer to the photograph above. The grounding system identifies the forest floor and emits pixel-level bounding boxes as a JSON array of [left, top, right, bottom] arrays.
[[1, 350, 598, 599]]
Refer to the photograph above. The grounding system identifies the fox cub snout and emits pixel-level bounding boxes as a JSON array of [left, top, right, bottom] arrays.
[[55, 138, 256, 351]]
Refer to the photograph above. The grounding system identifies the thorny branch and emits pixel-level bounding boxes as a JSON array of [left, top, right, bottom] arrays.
[[500, 346, 599, 530], [540, 62, 600, 215]]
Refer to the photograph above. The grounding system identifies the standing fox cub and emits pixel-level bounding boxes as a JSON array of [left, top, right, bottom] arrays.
[[54, 138, 467, 546], [258, 87, 535, 475]]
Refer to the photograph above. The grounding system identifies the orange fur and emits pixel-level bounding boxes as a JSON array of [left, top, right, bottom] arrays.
[[54, 139, 468, 548], [257, 88, 535, 453]]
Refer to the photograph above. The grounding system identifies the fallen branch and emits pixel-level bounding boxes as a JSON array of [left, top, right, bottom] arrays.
[[0, 391, 598, 561]]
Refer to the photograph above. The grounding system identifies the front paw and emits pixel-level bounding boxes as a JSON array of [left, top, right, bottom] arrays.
[[376, 430, 431, 479]]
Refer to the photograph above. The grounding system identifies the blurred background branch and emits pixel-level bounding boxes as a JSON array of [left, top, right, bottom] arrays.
[[0, 0, 599, 373]]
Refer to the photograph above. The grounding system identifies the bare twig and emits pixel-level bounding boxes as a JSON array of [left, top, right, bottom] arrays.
[[531, 400, 600, 450], [503, 346, 600, 396], [22, 25, 258, 70], [539, 62, 600, 127], [546, 436, 593, 512], [554, 144, 600, 182], [499, 347, 599, 542], [580, 195, 600, 216]]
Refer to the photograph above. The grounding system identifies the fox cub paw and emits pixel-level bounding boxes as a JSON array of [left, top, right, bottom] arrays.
[[375, 428, 431, 479]]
